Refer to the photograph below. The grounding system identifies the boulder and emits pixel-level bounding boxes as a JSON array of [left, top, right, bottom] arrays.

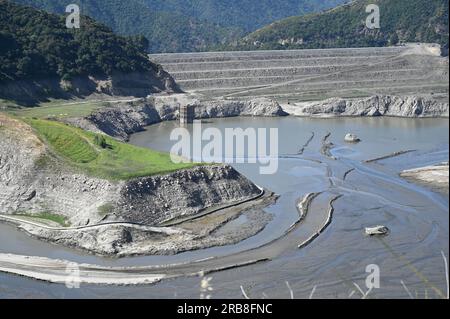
[[365, 225, 390, 236], [344, 133, 361, 143]]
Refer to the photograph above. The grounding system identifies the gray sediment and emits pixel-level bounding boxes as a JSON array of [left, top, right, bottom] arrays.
[[298, 194, 343, 249], [320, 132, 336, 160], [290, 95, 449, 118], [298, 132, 315, 155], [364, 150, 416, 163], [286, 192, 322, 233], [343, 168, 356, 180], [400, 163, 449, 195]]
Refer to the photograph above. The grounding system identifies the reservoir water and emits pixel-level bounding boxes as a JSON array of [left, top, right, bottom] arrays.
[[0, 117, 448, 298]]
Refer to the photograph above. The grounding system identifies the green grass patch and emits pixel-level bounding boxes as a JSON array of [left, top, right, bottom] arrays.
[[28, 119, 98, 163], [35, 154, 52, 168], [98, 203, 115, 216], [27, 118, 199, 180], [15, 212, 70, 227], [7, 100, 106, 119]]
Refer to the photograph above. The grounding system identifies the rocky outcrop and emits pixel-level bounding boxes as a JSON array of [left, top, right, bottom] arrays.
[[117, 165, 261, 225], [194, 97, 288, 118], [290, 95, 449, 118], [72, 97, 287, 140], [18, 194, 274, 256], [0, 115, 121, 226], [344, 133, 361, 143], [0, 112, 272, 257], [72, 94, 448, 142], [365, 225, 390, 236], [0, 114, 262, 229], [80, 103, 163, 140], [0, 113, 269, 256], [400, 162, 449, 194]]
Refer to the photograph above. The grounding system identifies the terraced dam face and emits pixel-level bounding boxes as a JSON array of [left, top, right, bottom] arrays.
[[149, 46, 449, 102]]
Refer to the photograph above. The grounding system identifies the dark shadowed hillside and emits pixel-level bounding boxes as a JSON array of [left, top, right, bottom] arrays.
[[142, 0, 348, 32]]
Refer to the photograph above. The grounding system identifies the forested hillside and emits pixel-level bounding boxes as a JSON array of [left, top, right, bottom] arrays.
[[0, 0, 158, 82], [142, 0, 347, 32], [12, 0, 347, 52], [12, 0, 239, 53], [235, 0, 449, 55]]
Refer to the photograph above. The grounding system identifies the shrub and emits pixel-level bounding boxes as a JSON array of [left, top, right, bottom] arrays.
[[94, 134, 108, 149]]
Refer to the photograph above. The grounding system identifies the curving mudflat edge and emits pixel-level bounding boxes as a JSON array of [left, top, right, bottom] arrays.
[[0, 253, 269, 286], [320, 132, 337, 160], [286, 192, 321, 232], [298, 132, 315, 155], [5, 191, 276, 258], [160, 185, 265, 227], [298, 194, 343, 249], [343, 168, 355, 181], [0, 191, 337, 286]]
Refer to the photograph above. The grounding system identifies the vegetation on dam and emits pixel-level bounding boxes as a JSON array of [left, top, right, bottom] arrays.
[[26, 118, 197, 180], [4, 100, 108, 119]]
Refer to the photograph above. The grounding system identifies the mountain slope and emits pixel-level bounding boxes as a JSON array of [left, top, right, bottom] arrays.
[[12, 0, 348, 52], [236, 0, 449, 55], [11, 0, 242, 53], [0, 0, 178, 104], [142, 0, 348, 32]]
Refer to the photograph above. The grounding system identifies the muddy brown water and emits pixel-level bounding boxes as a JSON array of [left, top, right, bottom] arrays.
[[0, 117, 448, 298]]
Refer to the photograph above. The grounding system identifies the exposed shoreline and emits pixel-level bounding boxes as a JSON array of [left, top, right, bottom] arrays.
[[0, 252, 269, 286], [0, 192, 340, 285], [400, 163, 449, 194], [68, 94, 449, 142], [0, 189, 276, 258], [282, 95, 449, 118]]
